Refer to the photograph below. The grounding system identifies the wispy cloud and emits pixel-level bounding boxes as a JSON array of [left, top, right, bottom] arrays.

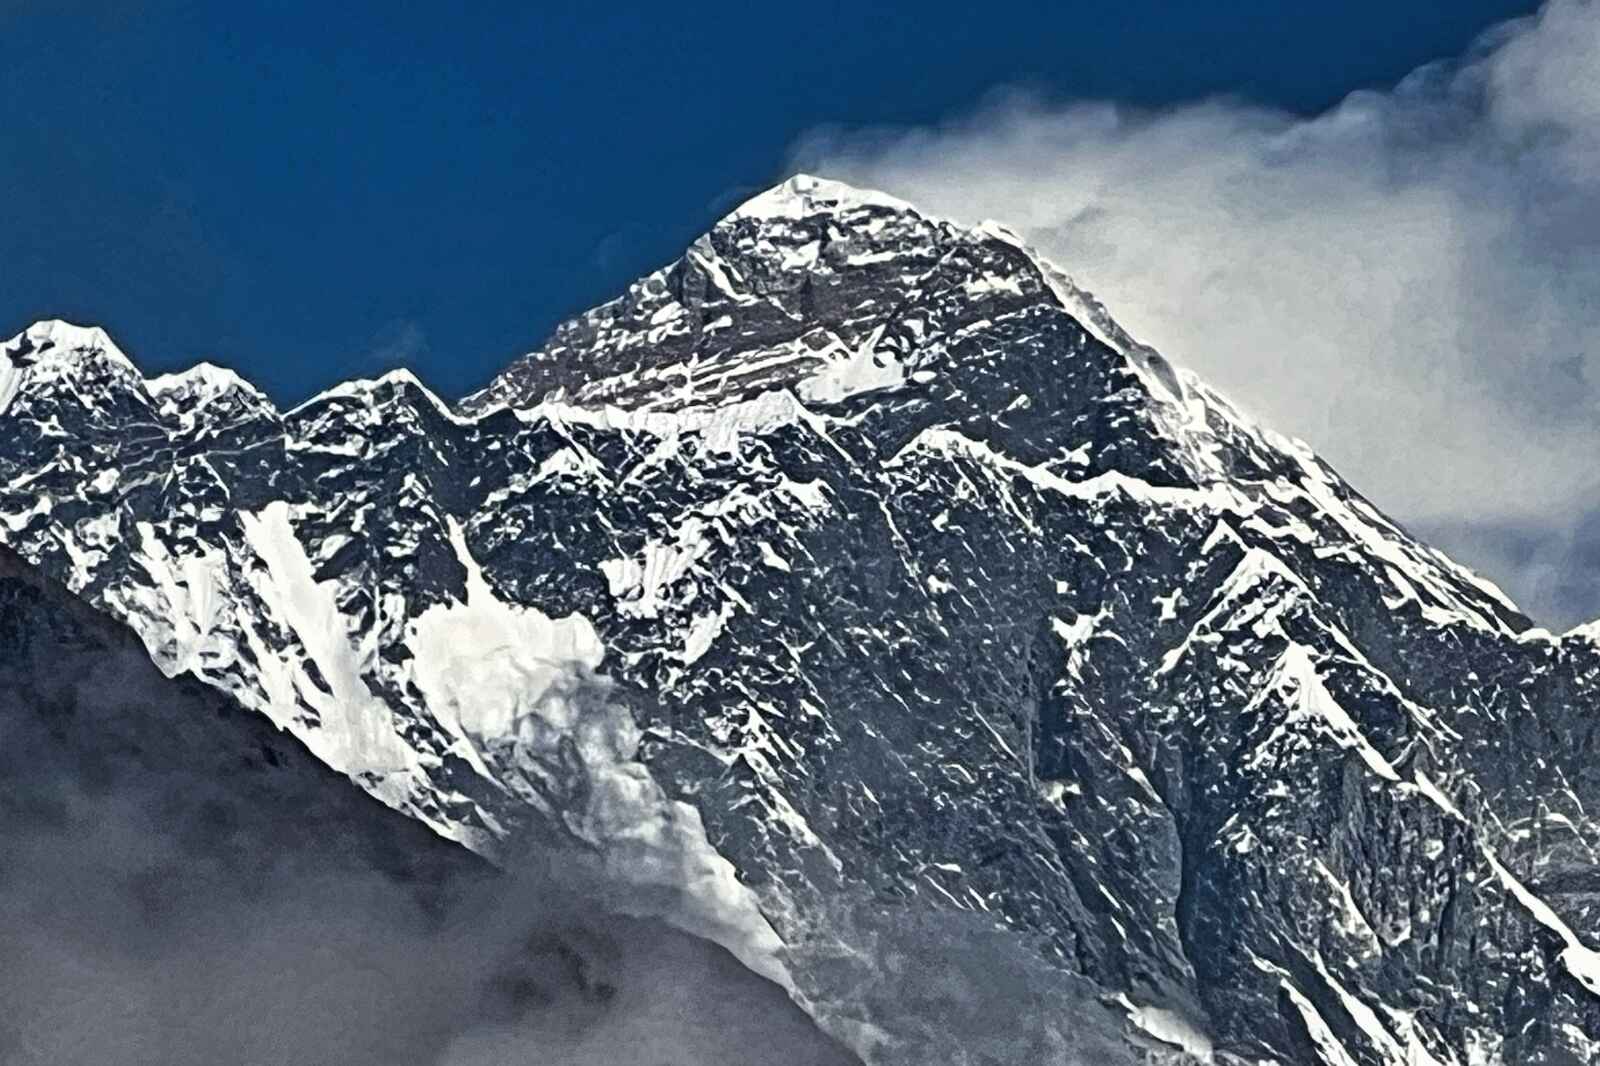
[[797, 0, 1600, 627], [363, 318, 430, 370]]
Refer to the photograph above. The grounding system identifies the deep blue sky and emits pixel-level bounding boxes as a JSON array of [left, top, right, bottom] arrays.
[[2, 0, 1539, 404]]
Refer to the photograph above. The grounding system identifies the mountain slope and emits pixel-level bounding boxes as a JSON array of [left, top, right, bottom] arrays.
[[0, 544, 858, 1066], [4, 174, 1599, 1064]]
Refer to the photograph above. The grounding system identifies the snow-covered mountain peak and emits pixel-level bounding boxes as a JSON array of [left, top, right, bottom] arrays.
[[146, 359, 258, 398], [1, 318, 152, 423], [9, 181, 1600, 1064], [4, 319, 132, 367], [726, 172, 924, 222], [288, 365, 465, 424], [145, 360, 277, 430], [461, 174, 1153, 420], [1, 319, 288, 447]]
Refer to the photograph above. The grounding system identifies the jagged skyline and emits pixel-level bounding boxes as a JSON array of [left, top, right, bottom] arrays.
[[7, 171, 1600, 1062], [1, 1, 1533, 405]]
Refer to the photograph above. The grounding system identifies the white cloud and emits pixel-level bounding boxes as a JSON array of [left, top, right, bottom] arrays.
[[796, 0, 1600, 627], [364, 318, 429, 369]]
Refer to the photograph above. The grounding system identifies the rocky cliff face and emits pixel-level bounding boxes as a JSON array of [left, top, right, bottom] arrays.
[[5, 174, 1600, 1064]]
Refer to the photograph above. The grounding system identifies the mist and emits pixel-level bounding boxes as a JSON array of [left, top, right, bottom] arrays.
[[0, 556, 858, 1066], [797, 0, 1600, 628]]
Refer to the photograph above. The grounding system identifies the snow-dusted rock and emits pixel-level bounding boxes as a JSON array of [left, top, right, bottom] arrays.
[[5, 177, 1599, 1065]]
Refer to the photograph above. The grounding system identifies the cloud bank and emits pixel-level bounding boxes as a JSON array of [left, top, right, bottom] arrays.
[[797, 0, 1600, 628]]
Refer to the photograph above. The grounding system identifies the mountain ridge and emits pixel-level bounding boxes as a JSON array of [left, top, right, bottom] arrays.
[[4, 175, 1598, 1064]]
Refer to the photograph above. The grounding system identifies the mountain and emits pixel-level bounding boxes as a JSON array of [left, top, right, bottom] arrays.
[[0, 544, 858, 1066], [5, 173, 1600, 1064]]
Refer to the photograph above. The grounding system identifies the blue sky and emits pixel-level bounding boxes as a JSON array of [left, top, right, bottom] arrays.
[[1, 1, 1538, 403]]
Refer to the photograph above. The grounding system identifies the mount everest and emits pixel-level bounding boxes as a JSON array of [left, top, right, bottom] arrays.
[[4, 174, 1600, 1065]]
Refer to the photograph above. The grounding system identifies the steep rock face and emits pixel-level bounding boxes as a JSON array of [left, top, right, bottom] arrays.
[[4, 175, 1600, 1064]]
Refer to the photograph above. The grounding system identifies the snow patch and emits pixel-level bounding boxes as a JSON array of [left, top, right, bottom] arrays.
[[797, 325, 907, 404], [288, 367, 471, 425], [238, 501, 418, 776], [0, 343, 22, 416], [1280, 979, 1361, 1066], [1115, 996, 1214, 1061], [409, 523, 787, 989], [1248, 643, 1400, 783], [1485, 850, 1600, 1001], [121, 523, 232, 678], [408, 518, 605, 760], [730, 173, 920, 222]]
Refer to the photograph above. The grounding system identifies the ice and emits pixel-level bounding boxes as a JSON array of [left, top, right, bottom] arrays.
[[146, 361, 261, 401], [890, 426, 1240, 514], [1284, 445, 1516, 635], [1, 495, 52, 533], [1310, 954, 1448, 1066], [404, 528, 788, 989], [1157, 547, 1307, 676], [9, 320, 138, 370], [685, 242, 752, 303], [679, 604, 734, 665], [1314, 858, 1382, 954], [1051, 607, 1118, 682], [1412, 770, 1467, 821], [974, 220, 1129, 354], [602, 536, 706, 620], [757, 540, 791, 572], [962, 272, 1025, 297], [516, 387, 815, 453]]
